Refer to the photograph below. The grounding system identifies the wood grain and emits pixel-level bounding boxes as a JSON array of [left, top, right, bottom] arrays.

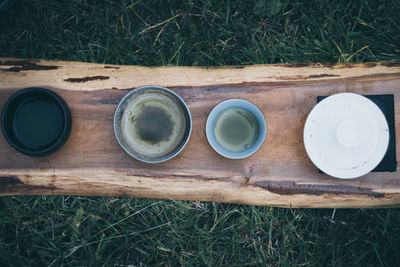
[[1, 58, 399, 208]]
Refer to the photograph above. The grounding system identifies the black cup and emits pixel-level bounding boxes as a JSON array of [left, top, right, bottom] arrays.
[[1, 87, 71, 156]]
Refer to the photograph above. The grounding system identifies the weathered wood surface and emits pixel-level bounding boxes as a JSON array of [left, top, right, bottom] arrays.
[[0, 58, 399, 208]]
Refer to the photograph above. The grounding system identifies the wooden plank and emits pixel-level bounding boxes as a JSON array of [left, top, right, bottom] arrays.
[[0, 58, 399, 208]]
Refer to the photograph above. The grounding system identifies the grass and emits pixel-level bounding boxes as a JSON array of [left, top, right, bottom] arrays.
[[1, 0, 400, 266], [1, 197, 400, 266]]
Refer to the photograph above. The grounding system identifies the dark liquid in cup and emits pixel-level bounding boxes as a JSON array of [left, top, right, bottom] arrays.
[[13, 98, 63, 149], [135, 105, 174, 143], [213, 108, 258, 152]]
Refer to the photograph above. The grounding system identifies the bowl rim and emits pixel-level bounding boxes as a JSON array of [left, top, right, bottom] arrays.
[[113, 85, 192, 163], [1, 87, 72, 156]]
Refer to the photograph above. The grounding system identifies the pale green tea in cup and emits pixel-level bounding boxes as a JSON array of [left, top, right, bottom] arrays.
[[213, 107, 258, 152], [206, 99, 267, 159], [114, 86, 192, 163], [121, 91, 186, 158]]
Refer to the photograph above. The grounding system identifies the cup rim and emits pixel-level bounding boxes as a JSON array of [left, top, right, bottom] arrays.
[[206, 99, 267, 159], [113, 85, 192, 163], [1, 87, 72, 156]]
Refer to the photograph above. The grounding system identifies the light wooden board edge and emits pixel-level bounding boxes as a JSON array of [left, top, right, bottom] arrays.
[[2, 169, 400, 208], [1, 58, 400, 91]]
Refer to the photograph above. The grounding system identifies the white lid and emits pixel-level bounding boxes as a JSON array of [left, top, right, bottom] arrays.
[[303, 93, 389, 179]]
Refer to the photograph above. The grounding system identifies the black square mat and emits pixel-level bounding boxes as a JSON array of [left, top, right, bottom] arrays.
[[316, 94, 396, 172]]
